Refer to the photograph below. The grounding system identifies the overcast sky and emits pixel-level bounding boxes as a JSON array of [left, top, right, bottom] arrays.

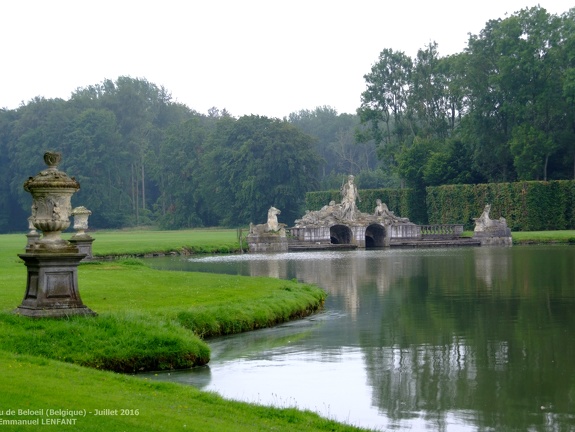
[[1, 1, 573, 118]]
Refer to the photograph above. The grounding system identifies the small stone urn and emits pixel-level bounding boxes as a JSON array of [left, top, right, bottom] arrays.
[[71, 206, 92, 237], [70, 206, 95, 261], [25, 215, 40, 249], [24, 151, 80, 252]]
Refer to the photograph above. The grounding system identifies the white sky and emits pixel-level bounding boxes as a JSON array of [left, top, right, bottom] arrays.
[[1, 1, 573, 118]]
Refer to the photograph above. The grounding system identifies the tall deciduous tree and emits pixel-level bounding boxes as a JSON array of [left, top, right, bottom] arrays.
[[201, 115, 320, 226]]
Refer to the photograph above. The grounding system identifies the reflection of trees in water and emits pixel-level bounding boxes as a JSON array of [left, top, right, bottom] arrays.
[[360, 246, 575, 431], [248, 252, 423, 319]]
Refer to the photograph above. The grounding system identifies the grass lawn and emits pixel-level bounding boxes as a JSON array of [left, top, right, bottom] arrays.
[[0, 230, 365, 431], [69, 227, 246, 256]]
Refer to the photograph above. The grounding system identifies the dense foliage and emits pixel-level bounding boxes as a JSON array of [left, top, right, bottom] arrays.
[[427, 180, 575, 231], [0, 80, 358, 232], [359, 6, 575, 190]]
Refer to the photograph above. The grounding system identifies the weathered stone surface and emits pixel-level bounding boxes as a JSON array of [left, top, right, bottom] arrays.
[[247, 234, 289, 253], [472, 204, 512, 246], [15, 253, 96, 317], [16, 152, 96, 317], [25, 152, 80, 252], [247, 206, 288, 252]]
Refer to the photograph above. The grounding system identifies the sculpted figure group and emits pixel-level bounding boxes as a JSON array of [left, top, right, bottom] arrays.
[[294, 175, 412, 227]]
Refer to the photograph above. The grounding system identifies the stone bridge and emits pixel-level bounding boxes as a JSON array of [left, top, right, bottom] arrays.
[[289, 223, 465, 248]]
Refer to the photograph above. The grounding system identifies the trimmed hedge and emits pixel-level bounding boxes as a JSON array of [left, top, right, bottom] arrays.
[[427, 181, 575, 231], [306, 180, 575, 231]]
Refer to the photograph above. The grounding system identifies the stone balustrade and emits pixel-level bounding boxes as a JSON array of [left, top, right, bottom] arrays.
[[420, 224, 464, 239]]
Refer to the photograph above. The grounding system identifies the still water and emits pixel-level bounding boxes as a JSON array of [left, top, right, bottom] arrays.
[[144, 246, 575, 431]]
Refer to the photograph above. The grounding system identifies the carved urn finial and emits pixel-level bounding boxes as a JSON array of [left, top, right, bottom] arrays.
[[43, 151, 61, 169], [24, 151, 80, 251]]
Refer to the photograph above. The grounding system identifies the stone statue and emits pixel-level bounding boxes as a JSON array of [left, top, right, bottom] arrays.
[[473, 204, 507, 232], [340, 175, 360, 221], [374, 199, 410, 223], [266, 206, 281, 231], [249, 206, 285, 235], [374, 199, 389, 217], [292, 175, 415, 229], [473, 204, 512, 245]]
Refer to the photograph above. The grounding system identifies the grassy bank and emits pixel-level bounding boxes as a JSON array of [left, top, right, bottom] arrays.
[[0, 234, 325, 372], [1, 350, 365, 432], [0, 230, 361, 431], [511, 230, 575, 244]]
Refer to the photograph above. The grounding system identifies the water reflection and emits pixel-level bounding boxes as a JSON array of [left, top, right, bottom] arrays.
[[144, 246, 575, 431]]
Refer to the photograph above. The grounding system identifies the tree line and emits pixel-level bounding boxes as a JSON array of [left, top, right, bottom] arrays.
[[1, 6, 573, 233], [358, 6, 575, 190], [0, 78, 368, 233]]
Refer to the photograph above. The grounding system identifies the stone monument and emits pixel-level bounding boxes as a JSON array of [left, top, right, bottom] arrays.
[[472, 204, 512, 246], [291, 174, 417, 248], [247, 206, 288, 252], [15, 151, 96, 317]]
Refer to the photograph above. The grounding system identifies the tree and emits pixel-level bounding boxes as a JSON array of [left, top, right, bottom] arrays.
[[153, 116, 211, 228], [358, 49, 413, 146], [462, 6, 570, 181], [510, 124, 557, 180], [201, 116, 321, 226], [62, 109, 129, 227]]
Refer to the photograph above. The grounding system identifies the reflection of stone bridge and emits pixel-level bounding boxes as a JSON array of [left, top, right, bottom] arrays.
[[289, 223, 477, 250]]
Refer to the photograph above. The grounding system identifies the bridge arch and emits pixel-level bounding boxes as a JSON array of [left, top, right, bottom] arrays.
[[330, 225, 352, 244], [365, 224, 385, 248]]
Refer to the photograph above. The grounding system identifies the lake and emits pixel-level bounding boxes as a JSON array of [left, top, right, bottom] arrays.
[[143, 245, 575, 431]]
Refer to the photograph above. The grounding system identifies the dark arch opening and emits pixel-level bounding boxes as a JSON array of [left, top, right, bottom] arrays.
[[365, 224, 385, 248], [330, 225, 352, 244]]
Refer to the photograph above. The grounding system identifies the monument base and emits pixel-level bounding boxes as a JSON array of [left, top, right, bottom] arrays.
[[473, 230, 513, 246], [69, 236, 95, 261], [15, 252, 97, 318], [247, 234, 288, 253]]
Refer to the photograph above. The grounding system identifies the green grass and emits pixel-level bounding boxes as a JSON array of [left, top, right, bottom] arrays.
[[0, 230, 362, 431], [69, 228, 246, 256], [511, 230, 575, 244], [461, 230, 575, 243], [0, 236, 326, 372], [1, 350, 367, 432]]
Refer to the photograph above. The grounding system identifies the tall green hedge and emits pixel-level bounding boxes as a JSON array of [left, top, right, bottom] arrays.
[[427, 181, 575, 231], [306, 180, 575, 231]]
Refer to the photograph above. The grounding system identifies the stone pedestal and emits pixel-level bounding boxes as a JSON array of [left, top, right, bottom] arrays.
[[25, 232, 41, 249], [15, 253, 96, 317], [247, 234, 289, 253], [473, 229, 513, 246], [69, 236, 95, 261]]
